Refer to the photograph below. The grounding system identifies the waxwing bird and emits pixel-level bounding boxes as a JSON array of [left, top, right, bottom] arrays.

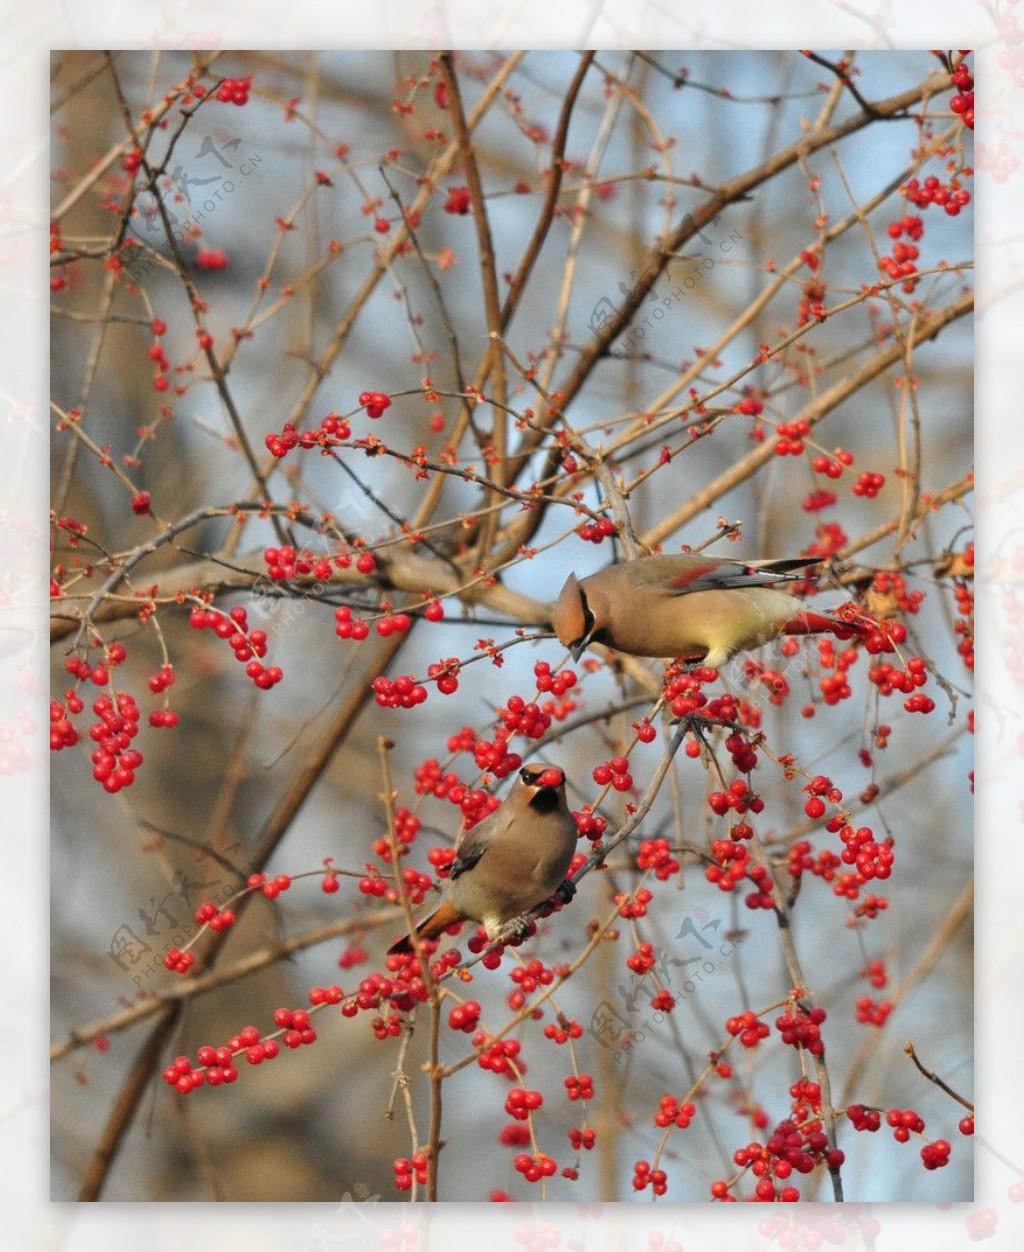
[[388, 764, 578, 954], [552, 553, 863, 668]]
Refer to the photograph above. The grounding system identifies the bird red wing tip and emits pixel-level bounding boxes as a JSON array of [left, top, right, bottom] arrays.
[[667, 564, 717, 589]]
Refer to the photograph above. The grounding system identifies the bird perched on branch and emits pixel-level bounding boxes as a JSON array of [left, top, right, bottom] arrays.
[[552, 553, 865, 668], [388, 764, 578, 955]]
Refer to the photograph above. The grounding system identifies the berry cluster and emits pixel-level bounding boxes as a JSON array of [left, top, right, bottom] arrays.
[[372, 673, 429, 708], [853, 470, 886, 498], [247, 872, 293, 900], [443, 186, 471, 214], [920, 1139, 952, 1170], [87, 691, 143, 793], [264, 412, 352, 458], [726, 1010, 770, 1048], [215, 76, 252, 105], [902, 174, 972, 216], [534, 661, 577, 696], [654, 1096, 696, 1128], [662, 668, 711, 718], [626, 941, 656, 975], [615, 887, 653, 919], [997, 23, 1024, 87], [445, 725, 516, 778], [564, 1073, 594, 1101], [802, 488, 837, 513], [788, 841, 842, 891], [812, 448, 854, 479], [855, 995, 893, 1027], [802, 772, 842, 820], [370, 1012, 402, 1040], [476, 1036, 522, 1074], [860, 958, 888, 988], [846, 1103, 882, 1133], [359, 390, 392, 418], [774, 419, 812, 456], [576, 516, 616, 544], [427, 657, 461, 695], [333, 605, 371, 641], [573, 807, 608, 843], [868, 656, 935, 713], [707, 778, 764, 817], [271, 1007, 319, 1049], [447, 1000, 481, 1032], [393, 1153, 429, 1190], [544, 1016, 583, 1045], [509, 958, 555, 1005], [636, 838, 680, 881], [732, 1115, 844, 1192], [498, 694, 551, 739], [886, 1107, 925, 1142], [705, 839, 759, 896], [264, 545, 325, 580], [499, 1123, 531, 1148], [838, 823, 894, 882], [948, 58, 974, 129], [188, 604, 282, 689], [53, 646, 152, 790], [164, 947, 196, 974], [592, 754, 633, 791], [370, 805, 421, 862], [49, 697, 80, 750], [506, 1087, 544, 1119], [146, 322, 171, 392], [815, 639, 858, 707], [195, 248, 229, 270], [163, 1051, 231, 1094], [194, 900, 237, 933], [879, 213, 924, 290], [951, 552, 974, 671], [632, 1159, 668, 1195], [775, 1003, 826, 1054], [744, 660, 791, 706], [514, 1152, 558, 1183]]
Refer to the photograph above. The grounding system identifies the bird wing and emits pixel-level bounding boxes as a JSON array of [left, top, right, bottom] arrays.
[[449, 814, 499, 880], [659, 556, 818, 596]]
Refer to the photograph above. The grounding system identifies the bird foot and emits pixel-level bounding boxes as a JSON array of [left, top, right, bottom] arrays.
[[667, 710, 714, 735], [554, 878, 576, 906], [497, 914, 534, 946], [534, 879, 576, 921]]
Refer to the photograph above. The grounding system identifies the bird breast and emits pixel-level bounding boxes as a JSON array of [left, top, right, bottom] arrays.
[[608, 584, 798, 661]]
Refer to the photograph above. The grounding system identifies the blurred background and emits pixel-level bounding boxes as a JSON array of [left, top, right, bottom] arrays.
[[50, 49, 973, 1202]]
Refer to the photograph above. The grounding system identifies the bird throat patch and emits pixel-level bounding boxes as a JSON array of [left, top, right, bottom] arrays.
[[529, 788, 560, 814]]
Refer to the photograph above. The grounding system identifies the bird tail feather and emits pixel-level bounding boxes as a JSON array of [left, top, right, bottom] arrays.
[[780, 609, 873, 641], [387, 899, 465, 954]]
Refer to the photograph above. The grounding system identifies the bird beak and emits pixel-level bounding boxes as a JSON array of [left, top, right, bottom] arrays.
[[520, 766, 565, 796], [569, 632, 593, 663]]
